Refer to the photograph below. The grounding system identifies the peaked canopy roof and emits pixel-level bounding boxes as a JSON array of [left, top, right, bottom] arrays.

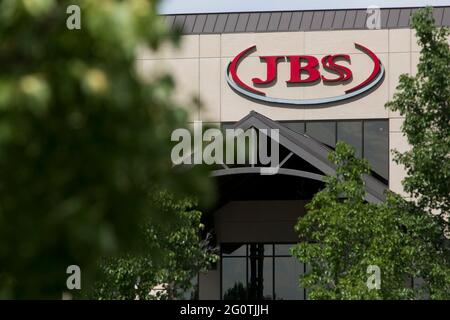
[[219, 111, 388, 203]]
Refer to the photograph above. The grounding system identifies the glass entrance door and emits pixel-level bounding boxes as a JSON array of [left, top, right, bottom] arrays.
[[221, 243, 306, 300]]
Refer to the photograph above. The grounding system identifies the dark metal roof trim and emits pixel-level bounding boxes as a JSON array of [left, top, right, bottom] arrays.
[[163, 6, 450, 34], [229, 111, 388, 204]]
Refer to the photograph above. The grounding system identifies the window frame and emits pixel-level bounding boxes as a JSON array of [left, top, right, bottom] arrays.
[[220, 243, 307, 300]]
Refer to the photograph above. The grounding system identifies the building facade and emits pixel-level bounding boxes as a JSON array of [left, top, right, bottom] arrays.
[[142, 6, 450, 299]]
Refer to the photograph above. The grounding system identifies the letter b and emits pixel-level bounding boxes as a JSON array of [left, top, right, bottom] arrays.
[[286, 56, 320, 84]]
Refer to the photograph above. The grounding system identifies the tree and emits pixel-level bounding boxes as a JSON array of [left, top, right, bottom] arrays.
[[0, 0, 213, 298], [92, 191, 218, 300], [386, 7, 450, 227], [291, 142, 450, 299]]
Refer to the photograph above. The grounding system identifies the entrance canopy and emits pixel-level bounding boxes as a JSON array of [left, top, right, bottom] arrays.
[[213, 111, 388, 204]]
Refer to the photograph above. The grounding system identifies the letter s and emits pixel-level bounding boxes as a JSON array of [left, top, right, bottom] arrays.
[[321, 54, 352, 83]]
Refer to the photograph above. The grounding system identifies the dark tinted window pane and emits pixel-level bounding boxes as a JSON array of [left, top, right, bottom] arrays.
[[248, 257, 273, 299], [263, 258, 273, 299], [275, 257, 304, 300], [364, 120, 389, 180], [306, 122, 336, 147], [282, 122, 305, 134], [337, 121, 363, 157], [264, 244, 273, 256], [222, 258, 247, 299], [275, 244, 294, 256], [248, 244, 265, 257], [221, 122, 236, 131], [222, 244, 246, 256]]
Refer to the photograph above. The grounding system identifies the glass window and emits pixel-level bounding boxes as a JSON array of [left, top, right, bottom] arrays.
[[248, 256, 273, 300], [275, 244, 294, 256], [364, 120, 389, 180], [275, 256, 304, 300], [264, 244, 273, 256], [221, 122, 236, 131], [282, 122, 305, 135], [221, 243, 306, 300], [306, 122, 336, 147], [337, 121, 363, 158], [222, 244, 246, 256], [222, 258, 247, 300], [263, 258, 273, 299]]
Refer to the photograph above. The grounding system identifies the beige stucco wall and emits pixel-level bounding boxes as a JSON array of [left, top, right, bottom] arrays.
[[137, 28, 430, 195]]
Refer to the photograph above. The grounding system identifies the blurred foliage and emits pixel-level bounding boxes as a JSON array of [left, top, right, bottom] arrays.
[[0, 0, 214, 298], [292, 142, 450, 299], [92, 190, 218, 300], [386, 7, 450, 229]]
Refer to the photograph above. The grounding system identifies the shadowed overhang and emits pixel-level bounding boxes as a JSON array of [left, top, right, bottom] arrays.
[[219, 111, 388, 203]]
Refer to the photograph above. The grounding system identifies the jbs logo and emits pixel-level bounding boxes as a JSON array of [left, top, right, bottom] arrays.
[[226, 43, 384, 106]]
